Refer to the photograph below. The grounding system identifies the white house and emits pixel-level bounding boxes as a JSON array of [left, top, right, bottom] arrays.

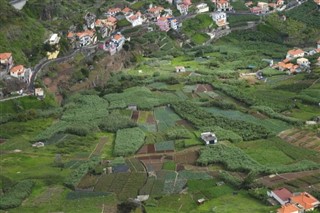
[[200, 132, 218, 145], [267, 188, 293, 205], [286, 49, 304, 59], [211, 11, 228, 28], [297, 58, 310, 66], [196, 3, 209, 13], [177, 3, 189, 15], [257, 2, 269, 12], [49, 34, 60, 45], [10, 65, 25, 79], [168, 18, 178, 30], [76, 30, 96, 47], [34, 88, 45, 98], [126, 12, 143, 27]]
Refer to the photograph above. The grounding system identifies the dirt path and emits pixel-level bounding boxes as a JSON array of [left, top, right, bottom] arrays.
[[88, 137, 108, 159]]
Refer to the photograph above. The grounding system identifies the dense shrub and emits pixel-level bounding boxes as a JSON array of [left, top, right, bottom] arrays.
[[99, 111, 136, 132], [172, 101, 270, 141], [218, 171, 242, 188], [0, 180, 34, 210], [64, 157, 100, 189], [252, 106, 303, 125], [114, 127, 145, 156]]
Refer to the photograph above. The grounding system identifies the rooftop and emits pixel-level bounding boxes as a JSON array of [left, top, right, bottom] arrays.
[[287, 49, 304, 56], [10, 65, 24, 73], [0, 52, 12, 60], [277, 203, 300, 213], [291, 192, 320, 210], [272, 188, 293, 202]]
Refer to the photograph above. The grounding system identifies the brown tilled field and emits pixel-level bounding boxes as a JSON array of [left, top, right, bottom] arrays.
[[131, 111, 139, 122], [278, 129, 320, 151], [174, 148, 199, 165], [196, 84, 213, 93]]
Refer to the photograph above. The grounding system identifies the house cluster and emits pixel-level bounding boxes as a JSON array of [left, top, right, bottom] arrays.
[[268, 188, 320, 213], [0, 52, 32, 83], [245, 0, 285, 14], [274, 41, 320, 74]]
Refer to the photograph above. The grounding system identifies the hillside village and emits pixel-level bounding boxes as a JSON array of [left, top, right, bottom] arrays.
[[0, 0, 320, 212]]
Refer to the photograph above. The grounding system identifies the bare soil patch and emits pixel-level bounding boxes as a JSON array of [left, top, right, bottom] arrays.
[[196, 84, 213, 93], [131, 111, 139, 122]]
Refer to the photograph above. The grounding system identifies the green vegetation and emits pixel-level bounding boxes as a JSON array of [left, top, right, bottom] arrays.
[[198, 143, 320, 174], [182, 14, 216, 44], [0, 179, 34, 210], [114, 127, 145, 156]]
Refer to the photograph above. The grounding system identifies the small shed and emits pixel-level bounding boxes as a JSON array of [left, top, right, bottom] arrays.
[[32, 142, 45, 148], [175, 66, 186, 73], [197, 198, 206, 205], [200, 132, 218, 145]]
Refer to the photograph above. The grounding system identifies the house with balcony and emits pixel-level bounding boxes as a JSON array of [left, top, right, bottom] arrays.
[[211, 11, 229, 28], [214, 0, 233, 11]]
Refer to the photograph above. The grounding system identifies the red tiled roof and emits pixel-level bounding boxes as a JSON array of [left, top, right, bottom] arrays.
[[277, 203, 300, 213], [272, 188, 293, 202], [107, 16, 117, 23], [113, 34, 123, 41], [108, 8, 121, 13], [0, 52, 12, 60], [291, 192, 320, 210], [76, 30, 94, 38], [148, 6, 164, 13], [10, 65, 24, 73], [122, 7, 132, 13], [287, 49, 304, 56]]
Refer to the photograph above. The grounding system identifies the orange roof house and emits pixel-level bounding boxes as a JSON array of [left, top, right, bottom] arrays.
[[148, 6, 164, 14], [286, 48, 304, 59], [277, 203, 300, 213], [107, 16, 117, 23], [113, 34, 123, 41], [0, 52, 12, 61], [76, 30, 95, 38], [10, 65, 25, 78], [122, 7, 132, 14], [107, 7, 121, 15], [0, 52, 13, 65], [291, 192, 320, 211], [314, 0, 320, 5]]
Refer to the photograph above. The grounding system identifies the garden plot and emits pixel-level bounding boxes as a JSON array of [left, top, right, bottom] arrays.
[[137, 111, 157, 132], [138, 156, 164, 172], [126, 158, 145, 172], [174, 148, 199, 165], [114, 127, 145, 156], [154, 107, 181, 131], [203, 107, 290, 133], [278, 129, 320, 151], [136, 144, 156, 154], [94, 172, 147, 200], [77, 174, 99, 189], [154, 141, 175, 153], [196, 84, 214, 93]]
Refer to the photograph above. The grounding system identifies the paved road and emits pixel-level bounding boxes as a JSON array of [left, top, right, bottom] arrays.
[[0, 93, 30, 102], [27, 45, 97, 92]]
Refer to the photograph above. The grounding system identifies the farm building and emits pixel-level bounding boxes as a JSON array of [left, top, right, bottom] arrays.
[[267, 188, 292, 205], [175, 66, 186, 72], [200, 132, 218, 145]]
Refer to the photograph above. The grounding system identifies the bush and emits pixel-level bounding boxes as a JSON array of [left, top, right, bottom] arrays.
[[64, 157, 100, 189], [0, 180, 34, 210], [114, 127, 145, 156], [252, 106, 303, 125], [99, 111, 136, 132]]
